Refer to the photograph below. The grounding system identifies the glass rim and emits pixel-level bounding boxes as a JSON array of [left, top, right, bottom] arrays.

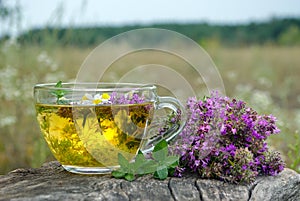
[[34, 82, 157, 92]]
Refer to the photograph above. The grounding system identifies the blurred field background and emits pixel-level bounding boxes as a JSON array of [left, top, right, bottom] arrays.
[[0, 1, 300, 174]]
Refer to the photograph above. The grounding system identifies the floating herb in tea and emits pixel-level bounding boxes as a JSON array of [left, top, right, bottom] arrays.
[[35, 102, 154, 168]]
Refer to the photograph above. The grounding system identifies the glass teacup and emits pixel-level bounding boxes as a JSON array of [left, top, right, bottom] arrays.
[[34, 82, 185, 174]]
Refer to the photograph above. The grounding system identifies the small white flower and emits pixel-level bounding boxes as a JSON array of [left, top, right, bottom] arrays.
[[80, 93, 111, 105]]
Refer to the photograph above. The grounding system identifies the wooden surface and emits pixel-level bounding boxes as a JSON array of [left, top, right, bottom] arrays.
[[0, 161, 299, 201]]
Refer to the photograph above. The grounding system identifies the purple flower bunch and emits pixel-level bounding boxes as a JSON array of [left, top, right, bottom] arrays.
[[170, 91, 285, 183], [109, 91, 145, 104]]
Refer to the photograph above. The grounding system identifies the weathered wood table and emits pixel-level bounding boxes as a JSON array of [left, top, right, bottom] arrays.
[[0, 161, 299, 201]]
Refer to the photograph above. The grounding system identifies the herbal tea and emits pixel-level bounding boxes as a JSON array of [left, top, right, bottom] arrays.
[[34, 82, 185, 174], [35, 102, 154, 168]]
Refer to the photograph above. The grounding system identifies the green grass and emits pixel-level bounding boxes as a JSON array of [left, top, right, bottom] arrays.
[[0, 41, 299, 174]]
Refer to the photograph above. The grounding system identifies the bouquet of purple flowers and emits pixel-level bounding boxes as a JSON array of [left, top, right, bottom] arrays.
[[169, 91, 284, 183]]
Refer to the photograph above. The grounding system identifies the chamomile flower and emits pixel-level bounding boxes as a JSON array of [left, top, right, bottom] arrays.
[[81, 93, 111, 105]]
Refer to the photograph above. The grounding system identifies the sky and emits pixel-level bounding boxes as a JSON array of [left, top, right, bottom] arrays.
[[2, 0, 300, 35]]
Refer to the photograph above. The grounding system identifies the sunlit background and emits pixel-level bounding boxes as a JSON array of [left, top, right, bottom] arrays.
[[0, 0, 300, 174]]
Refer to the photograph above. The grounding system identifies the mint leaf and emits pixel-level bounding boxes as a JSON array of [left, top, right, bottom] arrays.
[[153, 139, 168, 152], [111, 170, 126, 178], [167, 167, 176, 176], [134, 150, 146, 168], [138, 160, 158, 174], [111, 140, 179, 181], [154, 165, 168, 180], [152, 140, 179, 180], [125, 173, 135, 181], [118, 153, 131, 172], [51, 81, 67, 104], [163, 156, 179, 167], [55, 81, 63, 88], [152, 140, 168, 161]]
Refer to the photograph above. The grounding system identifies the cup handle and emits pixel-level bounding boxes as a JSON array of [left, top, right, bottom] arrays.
[[141, 96, 186, 153]]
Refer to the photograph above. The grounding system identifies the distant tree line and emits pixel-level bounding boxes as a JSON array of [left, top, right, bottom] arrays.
[[4, 17, 300, 47]]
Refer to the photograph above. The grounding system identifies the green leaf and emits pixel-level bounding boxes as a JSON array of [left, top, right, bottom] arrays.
[[138, 160, 158, 174], [152, 140, 168, 161], [163, 156, 179, 167], [134, 150, 146, 168], [111, 170, 126, 178], [125, 173, 135, 181], [154, 165, 168, 180], [55, 81, 63, 88], [51, 81, 67, 104], [167, 167, 176, 176], [118, 153, 131, 172], [153, 139, 168, 152], [228, 159, 235, 167], [112, 140, 179, 182]]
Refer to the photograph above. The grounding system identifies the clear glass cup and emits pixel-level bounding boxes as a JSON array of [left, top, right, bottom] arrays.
[[34, 82, 186, 174]]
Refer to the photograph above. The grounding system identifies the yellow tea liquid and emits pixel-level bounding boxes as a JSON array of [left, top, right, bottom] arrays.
[[35, 103, 154, 168]]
